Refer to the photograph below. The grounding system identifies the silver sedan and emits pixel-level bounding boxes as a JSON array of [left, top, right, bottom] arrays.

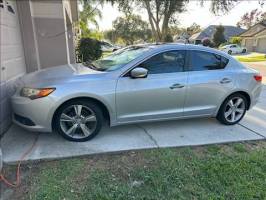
[[12, 44, 262, 141]]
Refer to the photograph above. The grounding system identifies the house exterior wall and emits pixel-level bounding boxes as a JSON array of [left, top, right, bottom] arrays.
[[0, 0, 78, 136], [241, 29, 266, 53]]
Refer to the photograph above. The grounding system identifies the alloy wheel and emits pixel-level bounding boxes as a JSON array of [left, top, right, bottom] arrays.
[[224, 97, 245, 123], [59, 105, 97, 139]]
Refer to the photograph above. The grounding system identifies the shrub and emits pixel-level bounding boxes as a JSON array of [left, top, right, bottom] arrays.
[[164, 34, 174, 42], [229, 37, 242, 45], [76, 38, 102, 63], [202, 37, 213, 47]]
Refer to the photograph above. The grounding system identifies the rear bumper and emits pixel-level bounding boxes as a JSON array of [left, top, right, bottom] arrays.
[[250, 83, 262, 109]]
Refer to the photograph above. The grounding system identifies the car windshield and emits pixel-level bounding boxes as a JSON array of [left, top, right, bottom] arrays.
[[90, 46, 150, 71]]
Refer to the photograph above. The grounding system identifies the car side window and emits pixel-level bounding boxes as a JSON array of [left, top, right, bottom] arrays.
[[138, 50, 185, 74], [190, 50, 229, 71]]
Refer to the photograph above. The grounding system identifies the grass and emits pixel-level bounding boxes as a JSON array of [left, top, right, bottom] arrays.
[[2, 141, 266, 200], [234, 52, 266, 62]]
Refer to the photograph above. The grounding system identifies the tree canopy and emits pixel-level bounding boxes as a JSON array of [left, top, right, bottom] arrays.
[[111, 14, 152, 45], [213, 25, 226, 47], [237, 9, 266, 29]]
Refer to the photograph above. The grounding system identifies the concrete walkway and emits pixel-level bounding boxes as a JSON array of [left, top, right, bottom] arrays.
[[1, 86, 266, 164]]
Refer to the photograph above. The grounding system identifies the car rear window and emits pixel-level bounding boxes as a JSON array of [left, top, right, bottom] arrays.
[[190, 50, 229, 71]]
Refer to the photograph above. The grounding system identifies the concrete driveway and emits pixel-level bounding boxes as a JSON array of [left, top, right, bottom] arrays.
[[1, 63, 266, 164]]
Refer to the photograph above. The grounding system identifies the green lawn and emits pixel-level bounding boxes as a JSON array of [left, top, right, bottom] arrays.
[[3, 141, 266, 200], [234, 53, 266, 62]]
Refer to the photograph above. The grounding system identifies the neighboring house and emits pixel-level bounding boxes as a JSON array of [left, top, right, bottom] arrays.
[[189, 25, 246, 44], [239, 20, 266, 53], [0, 0, 78, 135]]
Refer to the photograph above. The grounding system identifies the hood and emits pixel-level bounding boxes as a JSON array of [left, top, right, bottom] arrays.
[[21, 64, 104, 87]]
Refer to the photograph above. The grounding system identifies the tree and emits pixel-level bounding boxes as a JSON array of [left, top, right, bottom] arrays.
[[103, 30, 117, 43], [213, 25, 226, 47], [108, 0, 188, 42], [187, 23, 201, 35], [237, 9, 266, 29], [112, 14, 152, 45], [107, 0, 263, 42], [79, 0, 103, 37]]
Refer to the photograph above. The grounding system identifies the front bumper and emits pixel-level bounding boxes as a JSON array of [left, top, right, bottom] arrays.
[[11, 94, 57, 132]]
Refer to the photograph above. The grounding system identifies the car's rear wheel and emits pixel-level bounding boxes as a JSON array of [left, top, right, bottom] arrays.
[[228, 50, 232, 55], [217, 93, 247, 125], [242, 49, 246, 53], [54, 100, 103, 142]]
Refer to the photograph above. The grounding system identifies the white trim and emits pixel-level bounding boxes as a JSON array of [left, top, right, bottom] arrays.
[[29, 0, 41, 70], [63, 8, 70, 65]]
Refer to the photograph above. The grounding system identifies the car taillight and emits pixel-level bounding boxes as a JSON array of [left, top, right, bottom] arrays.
[[254, 75, 262, 82]]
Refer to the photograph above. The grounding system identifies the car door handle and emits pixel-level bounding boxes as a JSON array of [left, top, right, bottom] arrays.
[[220, 78, 232, 84], [170, 83, 184, 89]]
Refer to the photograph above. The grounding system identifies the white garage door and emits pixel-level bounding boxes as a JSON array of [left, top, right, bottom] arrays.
[[244, 39, 254, 52], [0, 0, 26, 133], [257, 38, 266, 53], [1, 0, 26, 82]]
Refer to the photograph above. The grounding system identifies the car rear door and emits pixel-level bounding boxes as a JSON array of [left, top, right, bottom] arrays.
[[116, 50, 188, 123], [184, 50, 234, 117]]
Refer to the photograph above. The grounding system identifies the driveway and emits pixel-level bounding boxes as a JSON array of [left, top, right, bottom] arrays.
[[1, 62, 266, 164]]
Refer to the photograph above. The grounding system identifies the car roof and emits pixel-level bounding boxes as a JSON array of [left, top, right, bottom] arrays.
[[134, 43, 231, 59]]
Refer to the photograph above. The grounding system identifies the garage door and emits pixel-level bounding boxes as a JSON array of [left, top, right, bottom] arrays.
[[244, 39, 254, 52], [257, 38, 266, 53], [0, 0, 26, 133]]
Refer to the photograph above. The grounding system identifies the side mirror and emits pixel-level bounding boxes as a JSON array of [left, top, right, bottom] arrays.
[[130, 67, 148, 78]]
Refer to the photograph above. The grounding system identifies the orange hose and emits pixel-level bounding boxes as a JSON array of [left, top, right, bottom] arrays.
[[0, 135, 39, 188]]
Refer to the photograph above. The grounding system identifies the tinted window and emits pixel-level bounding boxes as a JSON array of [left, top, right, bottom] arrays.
[[139, 51, 185, 74], [190, 51, 228, 71]]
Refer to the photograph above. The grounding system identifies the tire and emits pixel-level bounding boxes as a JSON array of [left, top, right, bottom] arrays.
[[216, 93, 247, 125], [54, 100, 103, 142], [242, 49, 246, 53], [228, 50, 232, 55]]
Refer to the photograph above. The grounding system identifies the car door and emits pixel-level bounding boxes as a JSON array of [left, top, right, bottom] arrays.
[[116, 50, 188, 123], [184, 50, 234, 116]]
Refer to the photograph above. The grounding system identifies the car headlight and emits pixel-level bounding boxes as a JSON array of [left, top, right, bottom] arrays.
[[20, 87, 55, 99]]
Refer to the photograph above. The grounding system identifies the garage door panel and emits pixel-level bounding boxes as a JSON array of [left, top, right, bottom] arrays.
[[2, 1, 18, 27], [257, 38, 266, 53], [2, 44, 25, 61], [1, 0, 26, 82], [245, 39, 253, 52], [1, 24, 23, 46], [4, 58, 26, 80]]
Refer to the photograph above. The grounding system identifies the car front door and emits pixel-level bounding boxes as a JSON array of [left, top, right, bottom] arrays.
[[116, 50, 188, 123], [184, 50, 234, 117]]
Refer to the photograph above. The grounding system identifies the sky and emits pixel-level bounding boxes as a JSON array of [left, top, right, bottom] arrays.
[[94, 0, 265, 30]]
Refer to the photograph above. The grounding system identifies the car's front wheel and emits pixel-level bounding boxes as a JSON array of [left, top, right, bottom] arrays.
[[54, 100, 103, 142], [217, 93, 247, 125], [228, 50, 232, 55]]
